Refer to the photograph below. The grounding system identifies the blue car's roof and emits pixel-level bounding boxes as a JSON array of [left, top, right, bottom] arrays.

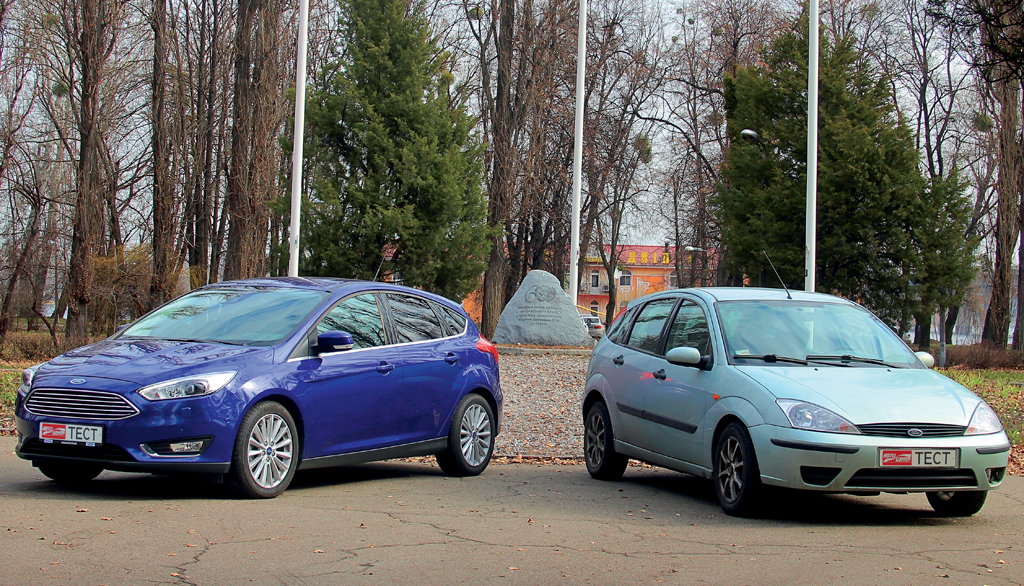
[[204, 277, 357, 292]]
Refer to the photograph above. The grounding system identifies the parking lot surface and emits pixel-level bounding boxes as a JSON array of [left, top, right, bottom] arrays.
[[1, 438, 1021, 585]]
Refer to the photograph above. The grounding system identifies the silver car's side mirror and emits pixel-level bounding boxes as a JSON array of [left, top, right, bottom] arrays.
[[666, 346, 702, 366], [915, 351, 935, 369]]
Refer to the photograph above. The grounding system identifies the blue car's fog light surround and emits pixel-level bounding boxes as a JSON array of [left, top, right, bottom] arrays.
[[137, 372, 236, 401], [776, 399, 862, 434], [966, 402, 1003, 435]]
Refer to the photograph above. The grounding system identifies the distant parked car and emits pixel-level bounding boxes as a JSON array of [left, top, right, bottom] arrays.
[[581, 315, 604, 339], [15, 278, 502, 498], [582, 287, 1009, 517]]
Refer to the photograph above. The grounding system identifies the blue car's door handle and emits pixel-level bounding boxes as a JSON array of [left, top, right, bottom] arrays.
[[377, 362, 395, 374], [444, 353, 460, 364]]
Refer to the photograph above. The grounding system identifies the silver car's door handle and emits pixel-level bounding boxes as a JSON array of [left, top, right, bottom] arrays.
[[613, 355, 624, 366]]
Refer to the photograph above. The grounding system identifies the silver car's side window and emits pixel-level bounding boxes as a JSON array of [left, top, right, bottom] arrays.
[[664, 301, 711, 356], [625, 298, 676, 353]]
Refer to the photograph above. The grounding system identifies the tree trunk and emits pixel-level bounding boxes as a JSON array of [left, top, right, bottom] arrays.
[[149, 0, 172, 309], [983, 73, 1021, 346], [66, 0, 110, 346]]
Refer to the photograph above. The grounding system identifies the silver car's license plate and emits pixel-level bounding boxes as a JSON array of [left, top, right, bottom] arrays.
[[878, 448, 958, 468], [39, 422, 104, 446]]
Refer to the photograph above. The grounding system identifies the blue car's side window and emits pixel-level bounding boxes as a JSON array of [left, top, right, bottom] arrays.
[[317, 294, 387, 349], [386, 294, 444, 343]]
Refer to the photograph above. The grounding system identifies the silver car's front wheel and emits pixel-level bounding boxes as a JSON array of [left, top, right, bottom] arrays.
[[228, 401, 299, 498], [713, 423, 762, 516], [436, 394, 495, 476]]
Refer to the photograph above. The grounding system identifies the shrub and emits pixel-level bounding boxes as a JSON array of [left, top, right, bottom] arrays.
[[944, 344, 1024, 370]]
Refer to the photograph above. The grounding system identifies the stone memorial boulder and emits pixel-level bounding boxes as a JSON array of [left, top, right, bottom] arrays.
[[492, 270, 595, 347]]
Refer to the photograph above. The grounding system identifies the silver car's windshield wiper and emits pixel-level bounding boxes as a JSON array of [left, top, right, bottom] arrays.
[[732, 354, 809, 365], [805, 354, 896, 367]]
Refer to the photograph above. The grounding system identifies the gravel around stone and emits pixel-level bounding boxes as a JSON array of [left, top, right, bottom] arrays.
[[493, 353, 589, 460]]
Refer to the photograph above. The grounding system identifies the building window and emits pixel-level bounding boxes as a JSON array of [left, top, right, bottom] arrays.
[[591, 270, 600, 288], [590, 301, 599, 314], [619, 269, 632, 287]]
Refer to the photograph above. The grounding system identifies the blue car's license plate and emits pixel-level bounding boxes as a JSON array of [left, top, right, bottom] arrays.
[[39, 422, 104, 446]]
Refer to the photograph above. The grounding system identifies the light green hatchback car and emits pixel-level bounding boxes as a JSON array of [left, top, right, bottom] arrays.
[[582, 288, 1010, 517]]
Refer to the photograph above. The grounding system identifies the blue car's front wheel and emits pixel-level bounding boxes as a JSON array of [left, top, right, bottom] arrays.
[[227, 401, 299, 498]]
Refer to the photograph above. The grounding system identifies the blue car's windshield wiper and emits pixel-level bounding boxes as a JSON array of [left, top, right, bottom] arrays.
[[805, 354, 895, 367], [163, 337, 248, 346]]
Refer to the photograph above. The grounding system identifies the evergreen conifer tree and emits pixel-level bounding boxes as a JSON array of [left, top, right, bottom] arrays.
[[299, 0, 489, 299], [717, 11, 973, 330]]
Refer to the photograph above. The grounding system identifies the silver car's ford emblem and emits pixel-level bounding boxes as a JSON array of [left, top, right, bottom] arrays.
[[907, 428, 924, 437], [69, 378, 86, 385]]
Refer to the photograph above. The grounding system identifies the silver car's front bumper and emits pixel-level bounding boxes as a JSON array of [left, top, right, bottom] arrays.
[[750, 425, 1011, 492]]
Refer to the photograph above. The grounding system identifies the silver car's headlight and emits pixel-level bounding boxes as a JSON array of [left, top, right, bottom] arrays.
[[137, 372, 236, 401], [19, 363, 43, 397], [965, 402, 1003, 435], [777, 399, 861, 434]]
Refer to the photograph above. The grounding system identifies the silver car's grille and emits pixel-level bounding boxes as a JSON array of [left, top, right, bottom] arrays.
[[25, 388, 139, 420], [857, 423, 966, 438]]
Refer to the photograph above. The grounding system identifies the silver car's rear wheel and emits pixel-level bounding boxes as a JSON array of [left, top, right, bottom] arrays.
[[583, 401, 628, 480]]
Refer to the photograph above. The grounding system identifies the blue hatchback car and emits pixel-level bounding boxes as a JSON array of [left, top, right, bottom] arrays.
[[15, 278, 502, 497]]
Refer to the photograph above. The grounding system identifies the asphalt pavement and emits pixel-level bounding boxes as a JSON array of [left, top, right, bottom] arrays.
[[1, 437, 1021, 585]]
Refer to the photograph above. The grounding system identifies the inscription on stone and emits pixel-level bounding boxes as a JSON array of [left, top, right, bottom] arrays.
[[492, 270, 594, 347]]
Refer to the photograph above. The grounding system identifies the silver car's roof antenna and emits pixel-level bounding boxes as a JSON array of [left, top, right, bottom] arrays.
[[763, 250, 792, 300]]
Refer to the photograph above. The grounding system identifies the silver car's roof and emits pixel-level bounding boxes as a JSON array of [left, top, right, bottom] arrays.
[[642, 287, 855, 305]]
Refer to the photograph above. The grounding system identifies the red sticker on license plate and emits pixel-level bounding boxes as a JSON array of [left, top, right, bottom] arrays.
[[40, 423, 67, 441], [881, 450, 913, 466]]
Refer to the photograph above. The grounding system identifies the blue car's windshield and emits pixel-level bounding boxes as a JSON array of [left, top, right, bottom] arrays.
[[717, 300, 921, 368], [119, 287, 328, 346]]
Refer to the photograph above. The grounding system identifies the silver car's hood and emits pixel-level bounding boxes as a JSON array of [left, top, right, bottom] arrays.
[[735, 366, 981, 426]]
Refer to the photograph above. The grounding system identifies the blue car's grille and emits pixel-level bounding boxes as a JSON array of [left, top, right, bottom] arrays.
[[25, 388, 139, 420], [857, 423, 966, 438]]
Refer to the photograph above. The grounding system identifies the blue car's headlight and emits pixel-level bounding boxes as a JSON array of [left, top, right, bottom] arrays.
[[776, 399, 861, 434], [965, 402, 1003, 435], [18, 363, 43, 398], [137, 372, 236, 401]]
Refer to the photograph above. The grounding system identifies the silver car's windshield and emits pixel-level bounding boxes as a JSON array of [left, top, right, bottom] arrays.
[[119, 287, 328, 346], [717, 300, 921, 368]]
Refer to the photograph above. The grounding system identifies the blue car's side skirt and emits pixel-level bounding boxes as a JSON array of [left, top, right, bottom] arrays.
[[299, 438, 448, 471]]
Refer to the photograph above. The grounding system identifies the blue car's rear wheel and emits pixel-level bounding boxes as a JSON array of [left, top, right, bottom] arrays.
[[227, 401, 299, 498], [714, 422, 762, 516], [436, 394, 494, 476], [584, 401, 628, 480]]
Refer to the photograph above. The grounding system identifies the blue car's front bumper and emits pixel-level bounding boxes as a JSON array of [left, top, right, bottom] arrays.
[[15, 383, 235, 474]]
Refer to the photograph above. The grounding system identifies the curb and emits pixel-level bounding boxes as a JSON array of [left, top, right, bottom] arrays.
[[496, 346, 592, 356]]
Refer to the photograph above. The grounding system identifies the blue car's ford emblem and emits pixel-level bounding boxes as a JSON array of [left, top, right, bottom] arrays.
[[69, 378, 86, 385], [907, 428, 924, 437]]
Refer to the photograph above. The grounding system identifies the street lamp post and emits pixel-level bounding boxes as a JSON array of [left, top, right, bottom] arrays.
[[287, 0, 311, 278], [806, 0, 820, 293], [683, 245, 704, 288], [568, 0, 588, 307]]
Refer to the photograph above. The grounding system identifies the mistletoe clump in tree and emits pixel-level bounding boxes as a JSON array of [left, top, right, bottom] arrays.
[[299, 0, 489, 299]]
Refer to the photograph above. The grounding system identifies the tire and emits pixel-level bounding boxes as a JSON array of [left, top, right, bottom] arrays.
[[226, 401, 299, 498], [583, 401, 629, 481], [713, 422, 762, 516], [37, 462, 103, 484], [436, 394, 495, 477], [926, 490, 988, 517]]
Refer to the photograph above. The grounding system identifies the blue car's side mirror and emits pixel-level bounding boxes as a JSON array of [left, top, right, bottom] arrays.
[[318, 330, 354, 353]]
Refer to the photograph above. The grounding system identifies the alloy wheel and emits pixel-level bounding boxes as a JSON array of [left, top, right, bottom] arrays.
[[246, 413, 294, 489], [585, 410, 606, 467], [459, 404, 492, 467], [717, 435, 745, 503]]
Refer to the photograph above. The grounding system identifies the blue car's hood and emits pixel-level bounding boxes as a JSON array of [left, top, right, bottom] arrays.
[[37, 339, 267, 386], [735, 366, 981, 426]]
